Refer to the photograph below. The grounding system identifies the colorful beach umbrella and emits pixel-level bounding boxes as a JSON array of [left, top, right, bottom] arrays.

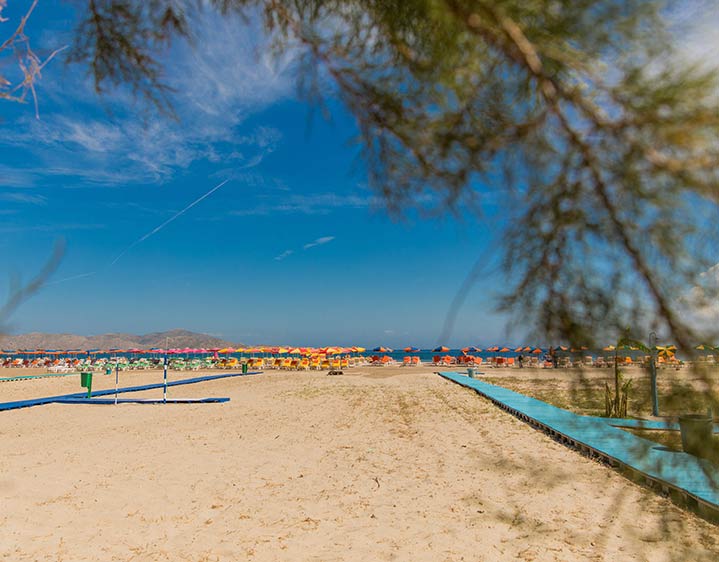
[[373, 346, 392, 353], [463, 346, 482, 353], [404, 346, 420, 353], [433, 346, 450, 353]]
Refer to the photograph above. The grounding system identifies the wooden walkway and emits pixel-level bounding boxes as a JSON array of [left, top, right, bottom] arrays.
[[439, 371, 719, 519]]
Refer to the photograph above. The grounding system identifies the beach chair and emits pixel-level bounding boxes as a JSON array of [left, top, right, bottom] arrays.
[[506, 357, 515, 368], [411, 356, 421, 366], [402, 356, 411, 366], [340, 359, 349, 369], [309, 358, 321, 370], [432, 355, 442, 366]]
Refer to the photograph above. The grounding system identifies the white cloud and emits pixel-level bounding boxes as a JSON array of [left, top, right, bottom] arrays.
[[274, 249, 294, 261], [669, 1, 719, 70], [230, 192, 374, 217], [1, 9, 297, 186], [273, 235, 335, 262], [0, 192, 46, 204], [679, 263, 719, 337], [0, 222, 104, 233], [303, 236, 335, 250]]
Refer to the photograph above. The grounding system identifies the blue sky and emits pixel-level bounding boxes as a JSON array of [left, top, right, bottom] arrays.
[[1, 1, 716, 347], [0, 1, 514, 347]]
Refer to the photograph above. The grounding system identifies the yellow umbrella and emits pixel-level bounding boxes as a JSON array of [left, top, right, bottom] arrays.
[[655, 345, 676, 359]]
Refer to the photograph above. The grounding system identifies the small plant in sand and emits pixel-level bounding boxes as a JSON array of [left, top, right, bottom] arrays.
[[604, 333, 647, 418], [605, 369, 632, 418]]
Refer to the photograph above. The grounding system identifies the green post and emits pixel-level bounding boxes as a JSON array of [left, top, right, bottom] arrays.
[[649, 331, 659, 416], [80, 372, 93, 399], [242, 362, 248, 374]]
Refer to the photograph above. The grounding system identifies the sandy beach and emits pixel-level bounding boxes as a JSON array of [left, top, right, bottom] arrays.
[[1, 366, 718, 561]]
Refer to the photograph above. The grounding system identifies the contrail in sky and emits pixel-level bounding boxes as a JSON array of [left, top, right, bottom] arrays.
[[45, 271, 97, 286], [109, 178, 230, 266]]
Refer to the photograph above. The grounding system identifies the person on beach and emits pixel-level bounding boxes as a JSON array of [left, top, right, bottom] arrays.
[[518, 354, 524, 368]]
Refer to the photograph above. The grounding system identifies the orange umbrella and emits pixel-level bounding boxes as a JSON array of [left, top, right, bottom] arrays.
[[532, 348, 543, 354], [499, 347, 511, 353]]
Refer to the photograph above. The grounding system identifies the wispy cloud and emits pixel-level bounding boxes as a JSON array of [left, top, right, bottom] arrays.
[[0, 192, 47, 205], [669, 1, 719, 71], [303, 236, 335, 250], [3, 114, 281, 185], [230, 192, 374, 217], [274, 250, 294, 261], [1, 10, 296, 186], [274, 235, 335, 262], [679, 263, 719, 336], [0, 222, 105, 234]]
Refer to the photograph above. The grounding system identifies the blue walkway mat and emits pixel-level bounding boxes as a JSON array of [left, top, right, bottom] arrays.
[[0, 371, 260, 412], [438, 371, 719, 510], [603, 418, 719, 433]]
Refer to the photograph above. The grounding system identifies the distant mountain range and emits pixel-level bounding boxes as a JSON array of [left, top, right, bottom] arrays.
[[0, 329, 239, 351]]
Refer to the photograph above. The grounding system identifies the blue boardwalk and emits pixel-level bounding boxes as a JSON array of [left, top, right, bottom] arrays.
[[439, 371, 719, 515]]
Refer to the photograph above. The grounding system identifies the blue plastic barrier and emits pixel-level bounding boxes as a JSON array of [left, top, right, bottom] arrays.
[[0, 371, 260, 412]]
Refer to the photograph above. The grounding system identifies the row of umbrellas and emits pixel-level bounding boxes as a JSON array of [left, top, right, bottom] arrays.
[[3, 343, 717, 356]]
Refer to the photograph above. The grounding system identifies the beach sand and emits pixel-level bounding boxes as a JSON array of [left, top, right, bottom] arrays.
[[1, 367, 718, 560]]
